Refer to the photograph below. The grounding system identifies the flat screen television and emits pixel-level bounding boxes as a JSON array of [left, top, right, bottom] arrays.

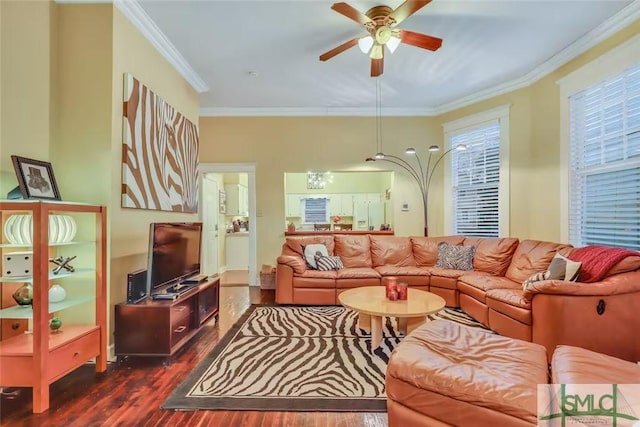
[[147, 222, 203, 294]]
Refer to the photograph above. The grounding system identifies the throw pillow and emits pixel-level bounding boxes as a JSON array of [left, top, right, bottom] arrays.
[[315, 255, 344, 271], [548, 253, 582, 281], [522, 270, 550, 290], [435, 242, 475, 271], [303, 243, 328, 270]]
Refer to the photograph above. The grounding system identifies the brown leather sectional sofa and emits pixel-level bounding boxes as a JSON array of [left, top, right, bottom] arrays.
[[276, 234, 640, 361]]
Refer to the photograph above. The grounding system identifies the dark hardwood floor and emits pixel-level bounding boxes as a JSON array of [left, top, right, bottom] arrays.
[[0, 287, 388, 427]]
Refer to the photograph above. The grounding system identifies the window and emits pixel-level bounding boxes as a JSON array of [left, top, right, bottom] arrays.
[[443, 105, 510, 237], [568, 63, 640, 250], [302, 198, 329, 224]]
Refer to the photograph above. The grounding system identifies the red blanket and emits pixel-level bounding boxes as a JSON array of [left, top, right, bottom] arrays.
[[567, 245, 639, 282]]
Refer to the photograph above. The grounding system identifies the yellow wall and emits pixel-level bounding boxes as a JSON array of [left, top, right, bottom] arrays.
[[198, 116, 440, 266], [109, 7, 199, 311], [0, 0, 54, 194], [1, 2, 200, 346]]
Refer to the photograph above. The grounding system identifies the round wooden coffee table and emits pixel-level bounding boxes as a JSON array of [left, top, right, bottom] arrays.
[[338, 286, 446, 352]]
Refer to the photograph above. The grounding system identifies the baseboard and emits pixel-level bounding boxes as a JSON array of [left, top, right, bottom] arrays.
[[108, 343, 116, 362]]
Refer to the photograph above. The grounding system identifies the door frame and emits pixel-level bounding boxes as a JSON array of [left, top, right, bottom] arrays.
[[201, 174, 220, 277], [199, 162, 257, 286]]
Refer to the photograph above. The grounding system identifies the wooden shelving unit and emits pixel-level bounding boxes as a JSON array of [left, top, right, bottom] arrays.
[[0, 200, 107, 413]]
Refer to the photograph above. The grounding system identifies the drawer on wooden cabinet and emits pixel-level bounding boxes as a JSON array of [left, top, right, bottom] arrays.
[[170, 318, 193, 346], [48, 329, 100, 382], [171, 300, 193, 319]]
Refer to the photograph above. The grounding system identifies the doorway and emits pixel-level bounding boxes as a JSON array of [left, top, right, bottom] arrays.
[[199, 163, 257, 286]]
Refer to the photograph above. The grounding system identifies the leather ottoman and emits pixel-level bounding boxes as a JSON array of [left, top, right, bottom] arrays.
[[551, 345, 640, 384], [386, 319, 548, 426]]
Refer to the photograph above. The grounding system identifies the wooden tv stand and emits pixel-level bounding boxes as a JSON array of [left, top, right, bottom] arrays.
[[114, 276, 219, 357]]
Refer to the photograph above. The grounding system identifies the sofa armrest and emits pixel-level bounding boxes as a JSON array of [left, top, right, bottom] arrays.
[[523, 269, 640, 300], [277, 255, 307, 274]]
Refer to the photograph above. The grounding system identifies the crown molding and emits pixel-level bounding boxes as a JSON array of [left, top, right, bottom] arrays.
[[201, 1, 640, 118], [105, 0, 639, 116], [199, 106, 437, 117], [113, 0, 209, 94], [431, 0, 640, 116]]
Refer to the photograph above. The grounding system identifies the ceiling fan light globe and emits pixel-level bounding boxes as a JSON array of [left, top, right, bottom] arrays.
[[358, 36, 374, 54], [387, 36, 401, 53]]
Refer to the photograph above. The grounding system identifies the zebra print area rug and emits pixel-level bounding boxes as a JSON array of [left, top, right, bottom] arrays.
[[162, 305, 489, 412]]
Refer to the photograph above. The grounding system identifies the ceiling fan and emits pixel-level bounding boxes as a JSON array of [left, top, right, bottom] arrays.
[[319, 1, 442, 77]]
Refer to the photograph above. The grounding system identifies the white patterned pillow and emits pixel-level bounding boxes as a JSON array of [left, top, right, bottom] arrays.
[[303, 244, 328, 269], [522, 270, 550, 290], [315, 255, 343, 271], [435, 242, 475, 271]]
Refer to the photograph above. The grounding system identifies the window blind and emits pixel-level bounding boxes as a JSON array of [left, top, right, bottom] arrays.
[[302, 198, 329, 224], [451, 124, 501, 237], [569, 63, 640, 251]]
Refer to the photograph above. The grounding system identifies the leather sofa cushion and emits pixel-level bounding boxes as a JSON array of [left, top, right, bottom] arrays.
[[286, 236, 335, 257], [297, 270, 337, 279], [387, 319, 547, 423], [370, 236, 416, 267], [486, 288, 531, 310], [336, 267, 380, 279], [505, 240, 572, 283], [375, 266, 431, 276], [486, 289, 532, 325], [458, 276, 520, 303], [411, 236, 465, 267], [459, 275, 521, 292], [334, 235, 373, 268], [551, 345, 640, 384], [293, 276, 335, 289], [429, 269, 490, 290], [463, 237, 519, 276]]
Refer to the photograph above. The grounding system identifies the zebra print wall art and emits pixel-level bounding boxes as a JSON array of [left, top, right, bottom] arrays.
[[122, 73, 199, 212]]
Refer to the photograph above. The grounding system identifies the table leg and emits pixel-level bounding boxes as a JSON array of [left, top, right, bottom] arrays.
[[358, 312, 371, 332], [371, 315, 383, 351], [397, 317, 408, 335], [406, 316, 427, 334]]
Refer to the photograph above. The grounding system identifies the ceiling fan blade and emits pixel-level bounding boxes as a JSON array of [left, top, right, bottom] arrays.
[[331, 2, 373, 26], [371, 57, 384, 77], [319, 38, 360, 62], [389, 0, 432, 26], [398, 30, 442, 51]]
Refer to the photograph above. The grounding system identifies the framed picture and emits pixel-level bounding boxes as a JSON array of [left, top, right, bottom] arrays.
[[11, 155, 62, 201]]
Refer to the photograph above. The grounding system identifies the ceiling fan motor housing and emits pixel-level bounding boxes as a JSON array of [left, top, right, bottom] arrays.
[[365, 5, 396, 45]]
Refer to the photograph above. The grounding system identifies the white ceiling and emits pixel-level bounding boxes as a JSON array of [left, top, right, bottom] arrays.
[[130, 0, 638, 116]]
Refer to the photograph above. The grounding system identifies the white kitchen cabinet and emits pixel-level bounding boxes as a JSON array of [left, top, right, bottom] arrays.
[[340, 194, 354, 216], [329, 194, 354, 216], [226, 233, 249, 270], [286, 194, 302, 217], [225, 184, 248, 216]]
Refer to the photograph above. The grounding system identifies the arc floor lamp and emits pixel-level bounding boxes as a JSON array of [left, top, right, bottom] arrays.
[[366, 144, 467, 236]]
